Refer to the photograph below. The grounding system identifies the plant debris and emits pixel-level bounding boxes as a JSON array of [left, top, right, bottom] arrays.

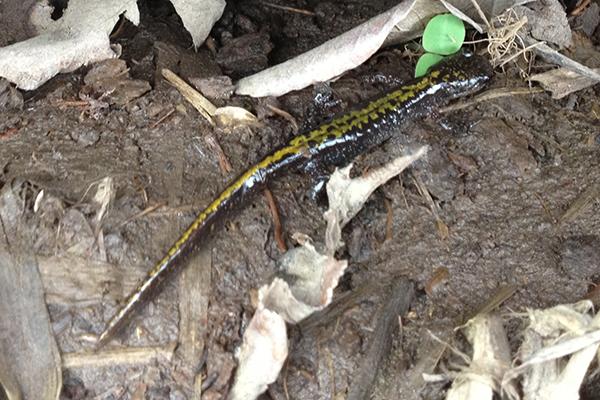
[[170, 0, 225, 48], [229, 148, 428, 400], [0, 185, 62, 400], [0, 0, 139, 90], [447, 313, 513, 400], [236, 0, 521, 97]]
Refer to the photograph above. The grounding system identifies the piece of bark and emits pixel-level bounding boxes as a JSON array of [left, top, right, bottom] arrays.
[[37, 255, 144, 306], [347, 279, 415, 400], [176, 247, 212, 397], [63, 343, 176, 368], [0, 250, 62, 400]]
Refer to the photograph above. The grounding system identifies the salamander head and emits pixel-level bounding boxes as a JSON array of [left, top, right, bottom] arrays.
[[427, 51, 493, 99]]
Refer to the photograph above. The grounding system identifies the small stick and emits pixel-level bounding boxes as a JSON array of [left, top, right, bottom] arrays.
[[412, 173, 448, 240], [205, 134, 232, 174], [583, 283, 600, 307], [300, 281, 380, 333], [116, 202, 167, 229], [63, 343, 176, 368], [266, 104, 299, 133], [161, 69, 216, 125], [465, 284, 517, 322], [468, 0, 491, 29], [570, 0, 591, 16], [439, 87, 544, 113], [383, 197, 393, 243], [560, 185, 600, 224], [346, 279, 414, 400], [283, 361, 290, 400], [424, 267, 450, 296], [532, 191, 556, 223], [54, 100, 90, 108], [150, 108, 175, 129], [264, 188, 287, 252], [259, 1, 316, 16], [0, 127, 19, 140]]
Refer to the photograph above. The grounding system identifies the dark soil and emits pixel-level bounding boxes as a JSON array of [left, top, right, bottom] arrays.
[[1, 0, 600, 399]]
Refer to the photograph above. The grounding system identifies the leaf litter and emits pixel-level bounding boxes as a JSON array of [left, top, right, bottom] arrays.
[[0, 0, 225, 90], [0, 185, 62, 400], [229, 147, 428, 400], [0, 0, 596, 393]]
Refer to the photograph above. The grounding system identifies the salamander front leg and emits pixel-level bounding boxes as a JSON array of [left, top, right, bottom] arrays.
[[304, 160, 330, 203]]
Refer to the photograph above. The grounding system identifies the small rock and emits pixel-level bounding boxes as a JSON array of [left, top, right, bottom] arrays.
[[83, 59, 151, 106], [420, 148, 460, 202], [0, 78, 23, 110], [235, 14, 258, 34], [146, 386, 170, 400], [169, 389, 187, 400], [84, 59, 128, 86], [104, 233, 127, 264], [70, 127, 100, 147], [61, 376, 89, 400], [57, 209, 95, 256], [575, 3, 600, 37], [190, 75, 235, 100], [216, 32, 273, 76], [110, 79, 151, 106], [516, 0, 572, 47], [145, 102, 165, 118], [560, 236, 600, 280]]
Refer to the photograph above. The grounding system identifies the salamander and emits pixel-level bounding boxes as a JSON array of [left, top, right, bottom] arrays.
[[96, 51, 493, 347]]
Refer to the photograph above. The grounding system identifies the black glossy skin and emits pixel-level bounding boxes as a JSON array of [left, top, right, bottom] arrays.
[[96, 52, 493, 347]]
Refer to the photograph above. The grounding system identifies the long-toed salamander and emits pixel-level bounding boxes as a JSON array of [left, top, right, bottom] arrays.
[[97, 52, 493, 347]]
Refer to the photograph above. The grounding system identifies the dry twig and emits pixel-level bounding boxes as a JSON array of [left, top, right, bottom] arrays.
[[205, 134, 232, 174], [264, 188, 287, 252], [150, 108, 175, 129], [259, 1, 315, 16], [63, 343, 176, 368], [439, 87, 543, 113], [266, 104, 299, 133], [162, 68, 216, 125]]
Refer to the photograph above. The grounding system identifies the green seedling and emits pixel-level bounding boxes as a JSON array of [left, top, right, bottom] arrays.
[[415, 13, 466, 77]]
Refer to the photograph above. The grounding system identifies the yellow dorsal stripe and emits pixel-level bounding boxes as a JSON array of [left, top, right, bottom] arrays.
[[149, 71, 447, 276]]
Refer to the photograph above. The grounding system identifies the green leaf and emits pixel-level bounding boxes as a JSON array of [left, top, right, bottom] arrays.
[[415, 53, 445, 77], [422, 14, 465, 56]]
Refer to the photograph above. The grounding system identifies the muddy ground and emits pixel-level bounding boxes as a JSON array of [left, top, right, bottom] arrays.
[[1, 0, 600, 399]]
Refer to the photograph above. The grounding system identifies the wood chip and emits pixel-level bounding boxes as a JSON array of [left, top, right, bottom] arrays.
[[63, 343, 176, 368], [559, 184, 600, 224], [264, 188, 287, 252], [38, 255, 144, 305], [346, 279, 414, 400], [177, 248, 212, 367], [162, 68, 216, 125]]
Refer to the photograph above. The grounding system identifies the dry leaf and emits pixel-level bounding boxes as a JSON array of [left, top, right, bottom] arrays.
[[0, 0, 139, 90], [529, 67, 600, 99], [170, 0, 225, 48], [0, 186, 62, 400], [236, 0, 522, 97], [502, 301, 600, 400], [447, 314, 512, 400], [213, 106, 259, 127], [324, 146, 428, 254], [228, 309, 288, 400], [230, 149, 427, 400]]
